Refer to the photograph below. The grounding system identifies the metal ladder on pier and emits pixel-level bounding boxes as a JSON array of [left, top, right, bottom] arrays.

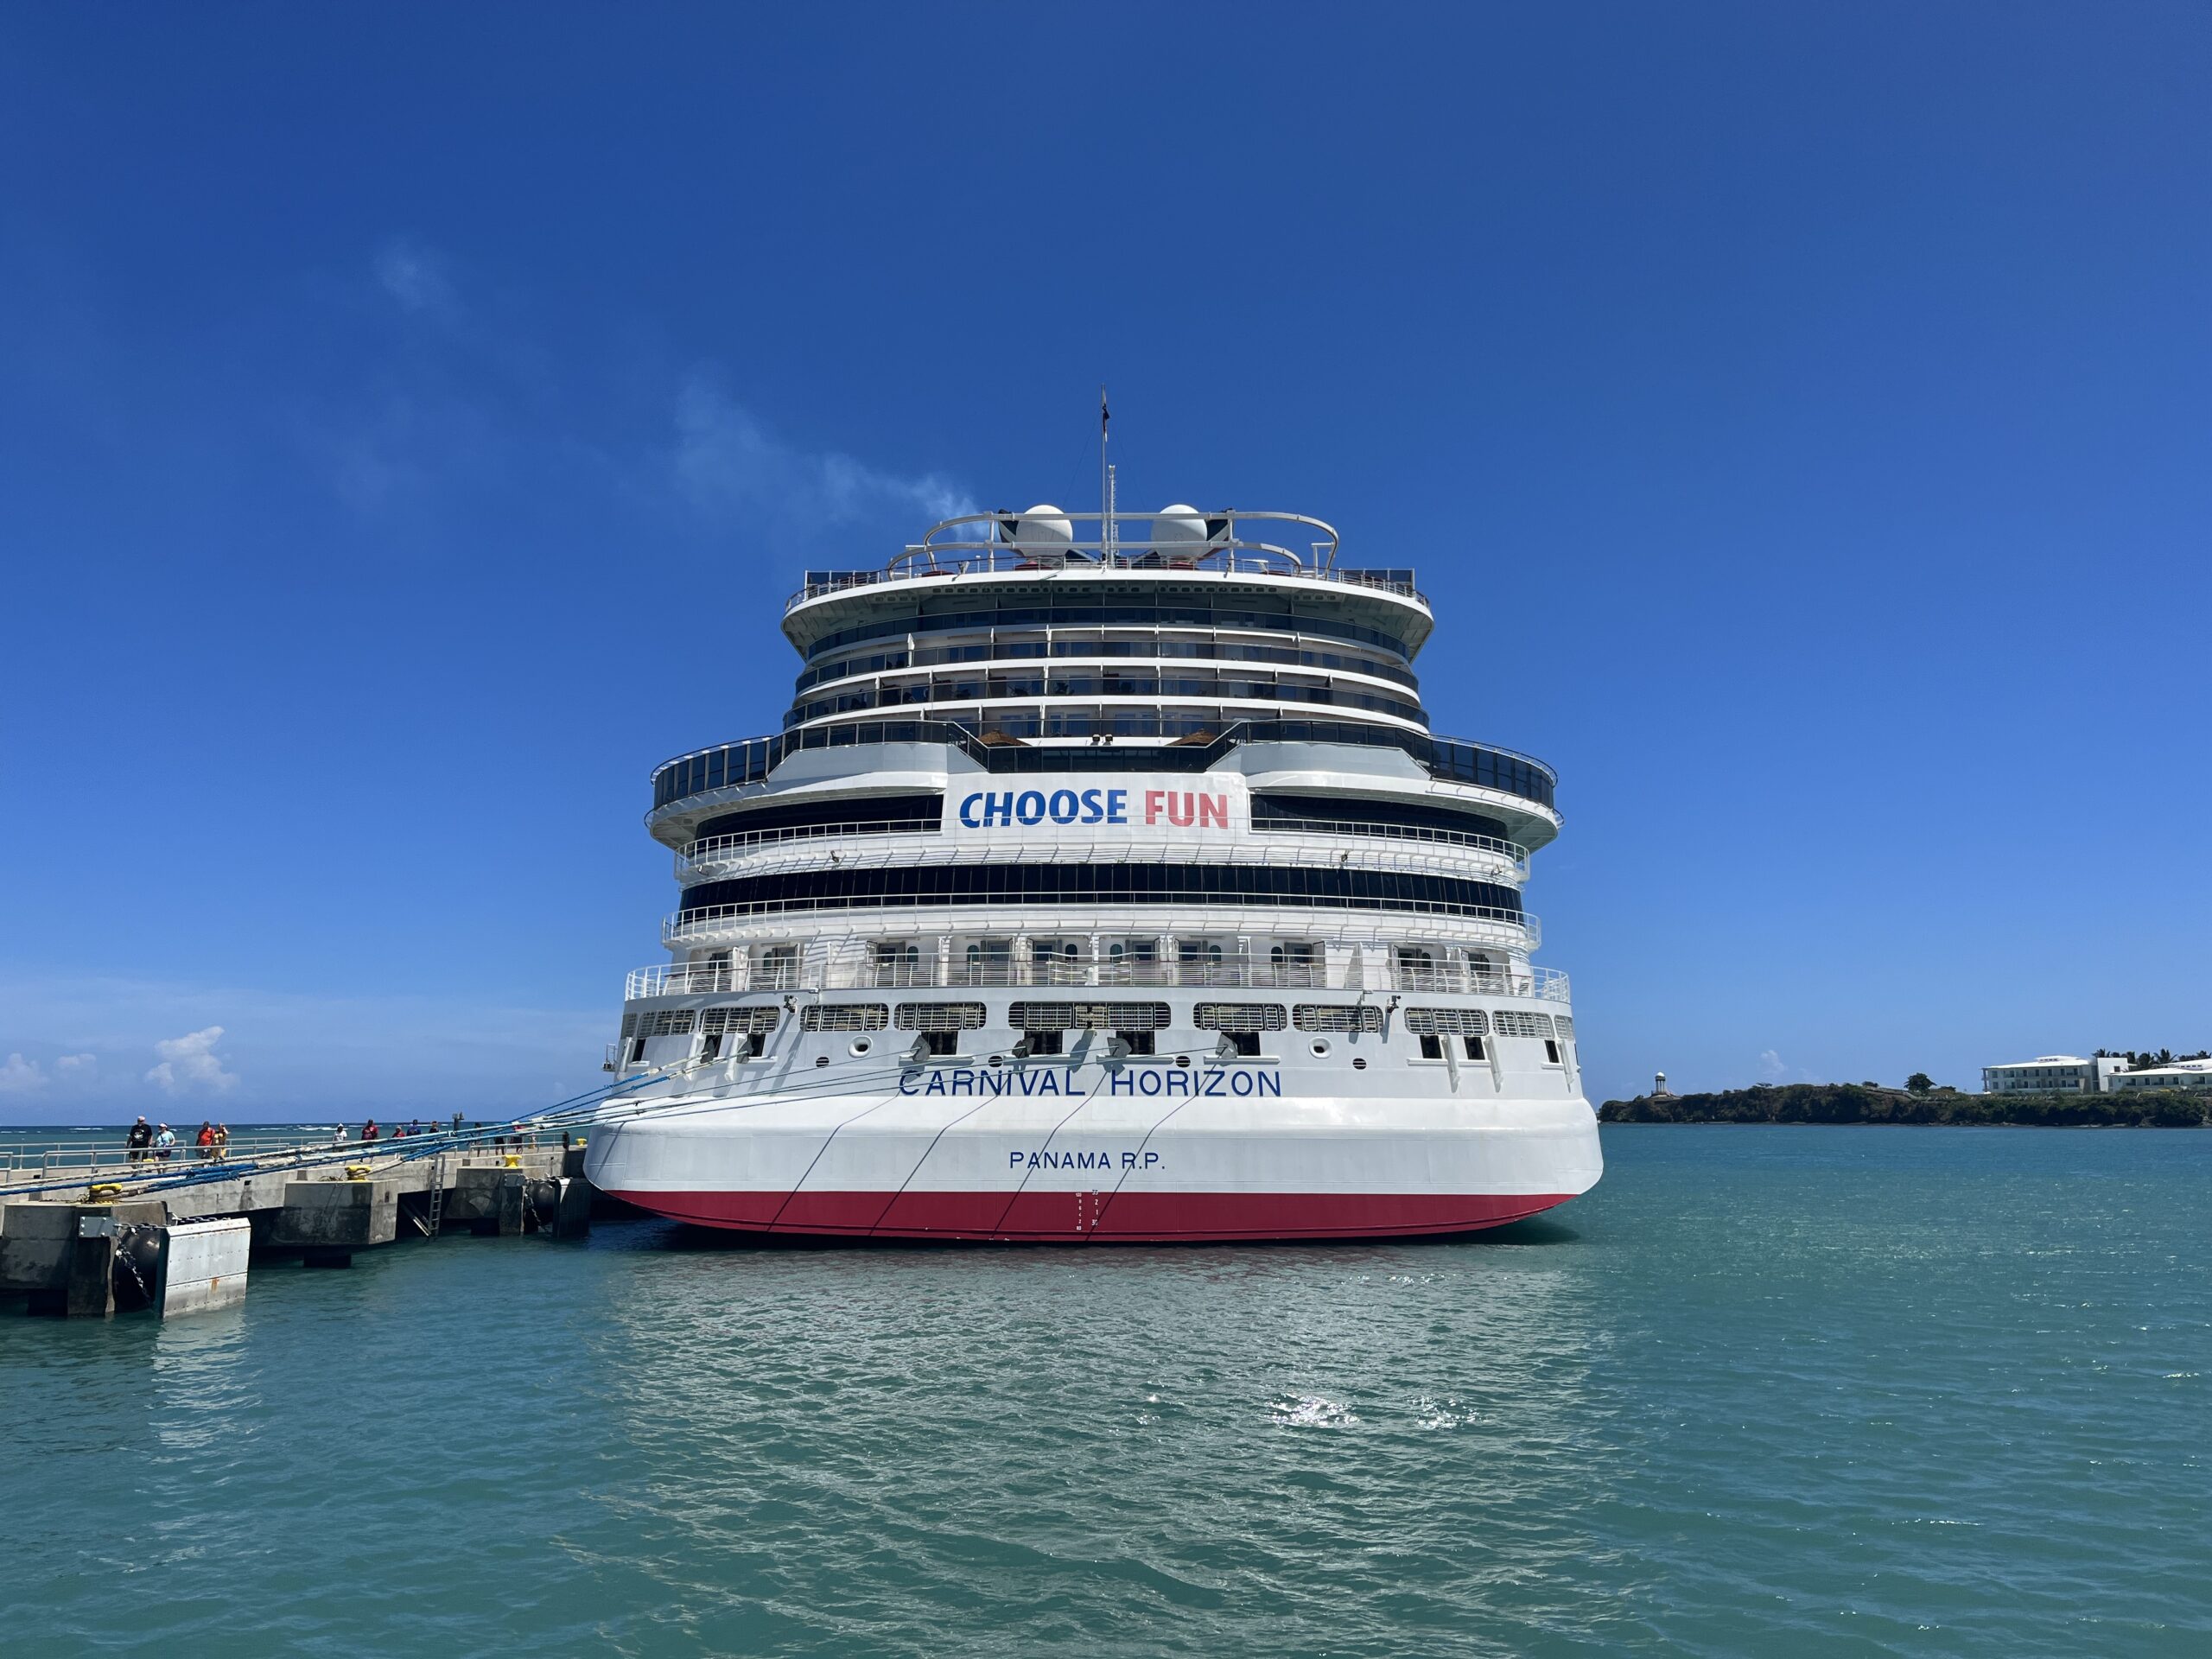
[[423, 1154, 445, 1237]]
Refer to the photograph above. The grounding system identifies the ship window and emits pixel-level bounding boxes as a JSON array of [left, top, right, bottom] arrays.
[[1493, 1010, 1555, 1039], [1544, 1039, 1562, 1065], [1116, 1030, 1157, 1055], [1015, 1029, 1065, 1057], [1194, 1003, 1287, 1032], [800, 1003, 888, 1033], [626, 1037, 646, 1065], [896, 1002, 987, 1032], [1294, 1004, 1385, 1033], [1419, 1034, 1444, 1060], [1464, 1036, 1485, 1060], [1406, 1008, 1489, 1036], [700, 1006, 780, 1036], [699, 1033, 722, 1062], [918, 1030, 960, 1056]]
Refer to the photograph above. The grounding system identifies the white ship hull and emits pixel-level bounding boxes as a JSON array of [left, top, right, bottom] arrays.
[[605, 497, 1601, 1246], [587, 1077, 1601, 1242]]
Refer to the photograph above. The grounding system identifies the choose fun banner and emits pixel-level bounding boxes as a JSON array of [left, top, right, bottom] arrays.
[[943, 774, 1249, 836]]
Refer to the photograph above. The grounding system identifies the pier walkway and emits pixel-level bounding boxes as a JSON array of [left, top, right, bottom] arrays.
[[0, 1125, 601, 1320]]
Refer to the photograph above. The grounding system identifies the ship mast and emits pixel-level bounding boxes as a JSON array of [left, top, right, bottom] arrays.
[[1098, 387, 1115, 564]]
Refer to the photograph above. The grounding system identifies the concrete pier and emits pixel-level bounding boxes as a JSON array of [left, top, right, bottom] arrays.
[[0, 1136, 597, 1318]]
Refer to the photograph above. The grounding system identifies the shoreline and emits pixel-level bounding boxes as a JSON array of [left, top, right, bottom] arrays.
[[1599, 1083, 2209, 1128]]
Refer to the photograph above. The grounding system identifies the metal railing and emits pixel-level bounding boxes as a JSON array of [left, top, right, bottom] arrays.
[[665, 899, 1539, 947], [625, 953, 1567, 1001], [0, 1126, 566, 1186], [676, 825, 1530, 885], [787, 560, 1429, 613], [782, 510, 1430, 613], [1387, 963, 1571, 1001]]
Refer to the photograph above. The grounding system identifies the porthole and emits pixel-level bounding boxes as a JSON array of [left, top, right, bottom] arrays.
[[1310, 1039, 1332, 1058], [987, 1053, 1003, 1067], [1174, 1054, 1191, 1068], [814, 1055, 830, 1069], [849, 1038, 872, 1057], [1352, 1057, 1368, 1071]]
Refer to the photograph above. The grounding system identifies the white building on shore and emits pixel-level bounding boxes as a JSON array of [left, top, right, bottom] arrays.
[[2106, 1058, 2212, 1092], [1981, 1055, 2128, 1095]]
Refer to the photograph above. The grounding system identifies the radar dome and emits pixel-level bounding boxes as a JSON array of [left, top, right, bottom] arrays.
[[1008, 504, 1077, 563], [1150, 505, 1216, 565]]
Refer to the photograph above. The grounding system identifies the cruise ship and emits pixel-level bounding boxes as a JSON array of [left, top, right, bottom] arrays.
[[584, 500, 1601, 1240]]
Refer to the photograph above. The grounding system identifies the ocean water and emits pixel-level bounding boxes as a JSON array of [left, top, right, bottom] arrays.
[[1, 1126, 2205, 1657]]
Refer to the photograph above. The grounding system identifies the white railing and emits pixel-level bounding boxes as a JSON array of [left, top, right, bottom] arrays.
[[784, 510, 1432, 613], [1388, 963, 1571, 1002], [664, 903, 1539, 952], [675, 827, 1530, 885], [626, 953, 1567, 1001], [788, 560, 1431, 613]]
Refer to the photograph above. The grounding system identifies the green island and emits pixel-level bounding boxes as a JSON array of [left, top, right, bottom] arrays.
[[1599, 1084, 2212, 1128]]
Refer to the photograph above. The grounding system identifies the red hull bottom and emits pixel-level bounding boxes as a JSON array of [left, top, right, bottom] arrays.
[[608, 1187, 1577, 1243]]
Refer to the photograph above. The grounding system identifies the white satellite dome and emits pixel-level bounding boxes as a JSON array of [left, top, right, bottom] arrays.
[[1150, 504, 1211, 564], [1007, 504, 1077, 563]]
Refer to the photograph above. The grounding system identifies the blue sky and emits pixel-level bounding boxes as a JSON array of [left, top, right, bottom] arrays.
[[3, 4, 2206, 1122]]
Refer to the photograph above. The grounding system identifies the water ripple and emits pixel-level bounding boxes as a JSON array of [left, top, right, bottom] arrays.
[[3, 1128, 2209, 1655]]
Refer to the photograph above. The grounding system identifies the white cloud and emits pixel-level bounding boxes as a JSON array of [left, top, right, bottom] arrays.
[[673, 378, 974, 538], [145, 1027, 238, 1093], [54, 1052, 96, 1076], [373, 238, 457, 318], [0, 970, 603, 1122], [0, 1053, 46, 1093], [1758, 1048, 1788, 1081]]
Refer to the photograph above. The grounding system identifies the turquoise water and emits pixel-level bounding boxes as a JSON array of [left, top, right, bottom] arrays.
[[2, 1126, 2205, 1656]]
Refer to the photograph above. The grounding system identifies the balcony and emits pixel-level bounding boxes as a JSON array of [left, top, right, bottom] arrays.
[[664, 901, 1538, 954], [650, 719, 1556, 814], [625, 953, 1569, 1003], [674, 824, 1531, 886]]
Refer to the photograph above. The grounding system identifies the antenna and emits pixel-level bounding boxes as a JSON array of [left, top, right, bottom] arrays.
[[1096, 387, 1110, 563]]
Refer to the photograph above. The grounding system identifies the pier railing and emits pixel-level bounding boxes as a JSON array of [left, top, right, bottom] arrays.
[[0, 1127, 567, 1186]]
